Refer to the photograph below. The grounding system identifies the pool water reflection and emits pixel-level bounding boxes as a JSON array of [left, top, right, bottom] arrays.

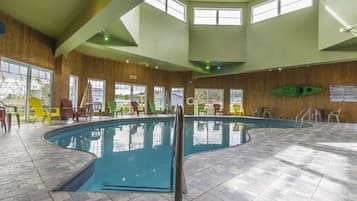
[[48, 117, 296, 192]]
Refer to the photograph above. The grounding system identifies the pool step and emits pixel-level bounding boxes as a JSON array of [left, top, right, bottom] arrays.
[[102, 184, 171, 192]]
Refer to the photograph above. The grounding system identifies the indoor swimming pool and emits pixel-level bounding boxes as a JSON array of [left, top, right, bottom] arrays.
[[46, 117, 301, 192]]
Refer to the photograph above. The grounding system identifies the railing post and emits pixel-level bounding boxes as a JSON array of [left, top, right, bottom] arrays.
[[175, 105, 184, 201]]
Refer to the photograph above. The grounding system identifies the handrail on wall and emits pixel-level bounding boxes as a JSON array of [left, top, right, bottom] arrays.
[[174, 105, 186, 201]]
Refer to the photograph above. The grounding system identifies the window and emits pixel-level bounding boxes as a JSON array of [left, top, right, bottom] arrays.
[[230, 89, 243, 113], [194, 8, 217, 25], [252, 0, 278, 24], [115, 83, 147, 114], [251, 0, 312, 24], [194, 8, 242, 25], [88, 79, 105, 111], [218, 9, 242, 25], [30, 67, 53, 107], [154, 86, 165, 110], [330, 85, 357, 102], [167, 0, 186, 21], [69, 75, 78, 108], [145, 0, 186, 22], [171, 87, 184, 112], [0, 57, 53, 120], [194, 88, 224, 115], [280, 0, 312, 15]]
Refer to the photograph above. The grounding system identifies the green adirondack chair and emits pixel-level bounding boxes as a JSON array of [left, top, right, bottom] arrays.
[[107, 100, 123, 117], [197, 103, 207, 115], [149, 102, 159, 114]]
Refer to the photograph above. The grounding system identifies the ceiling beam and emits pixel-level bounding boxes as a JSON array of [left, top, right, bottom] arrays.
[[55, 0, 144, 57]]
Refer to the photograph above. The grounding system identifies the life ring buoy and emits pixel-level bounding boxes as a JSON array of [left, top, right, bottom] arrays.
[[186, 97, 195, 105]]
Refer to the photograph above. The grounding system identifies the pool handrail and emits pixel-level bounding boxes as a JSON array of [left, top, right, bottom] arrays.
[[174, 105, 186, 201]]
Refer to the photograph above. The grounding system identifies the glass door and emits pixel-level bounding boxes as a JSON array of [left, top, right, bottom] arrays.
[[30, 68, 53, 107], [170, 87, 184, 112], [115, 83, 131, 114], [1, 58, 54, 120], [69, 75, 79, 108], [0, 60, 28, 119], [115, 83, 147, 114], [230, 89, 243, 113], [194, 88, 224, 115], [132, 85, 146, 112]]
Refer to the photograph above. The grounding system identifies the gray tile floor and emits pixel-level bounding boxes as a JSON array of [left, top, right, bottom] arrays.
[[0, 116, 356, 201]]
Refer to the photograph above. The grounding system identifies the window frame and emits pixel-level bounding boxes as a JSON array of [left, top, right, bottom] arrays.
[[145, 0, 186, 22], [251, 0, 279, 24], [88, 78, 106, 111], [194, 88, 224, 115], [69, 74, 79, 108], [154, 86, 166, 110], [194, 7, 243, 26], [251, 0, 313, 24], [0, 57, 54, 120], [229, 89, 244, 113]]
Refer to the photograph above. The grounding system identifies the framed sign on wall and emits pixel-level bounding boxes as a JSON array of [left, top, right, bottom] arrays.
[[330, 85, 357, 102]]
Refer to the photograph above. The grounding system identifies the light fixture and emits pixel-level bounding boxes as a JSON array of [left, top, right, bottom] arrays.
[[268, 68, 272, 72], [103, 35, 110, 41], [101, 29, 110, 42], [126, 60, 130, 63], [205, 65, 210, 70], [155, 66, 159, 69], [278, 67, 282, 71]]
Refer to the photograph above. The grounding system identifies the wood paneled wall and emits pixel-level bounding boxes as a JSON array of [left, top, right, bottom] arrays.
[[55, 53, 188, 114], [0, 12, 55, 69], [190, 62, 357, 122], [2, 11, 357, 122]]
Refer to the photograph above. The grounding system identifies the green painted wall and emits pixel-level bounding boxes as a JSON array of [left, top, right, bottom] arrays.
[[121, 5, 140, 45], [188, 2, 247, 62], [196, 0, 357, 78], [114, 3, 202, 72], [318, 0, 357, 50]]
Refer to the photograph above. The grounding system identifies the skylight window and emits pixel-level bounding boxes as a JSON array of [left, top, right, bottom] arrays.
[[251, 0, 313, 24], [194, 8, 242, 25], [194, 9, 217, 25], [167, 0, 186, 21], [218, 9, 242, 25], [145, 0, 165, 12], [252, 0, 278, 24], [145, 0, 186, 22], [280, 0, 312, 15]]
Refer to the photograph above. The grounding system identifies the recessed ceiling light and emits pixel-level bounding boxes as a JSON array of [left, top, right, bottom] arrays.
[[155, 66, 159, 69], [103, 35, 110, 41], [126, 60, 130, 63], [278, 67, 282, 71]]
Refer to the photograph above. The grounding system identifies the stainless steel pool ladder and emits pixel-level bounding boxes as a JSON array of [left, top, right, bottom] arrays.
[[295, 108, 306, 126], [174, 105, 187, 201], [297, 107, 320, 127]]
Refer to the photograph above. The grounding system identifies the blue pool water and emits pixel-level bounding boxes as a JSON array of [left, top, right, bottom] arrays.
[[46, 117, 301, 192]]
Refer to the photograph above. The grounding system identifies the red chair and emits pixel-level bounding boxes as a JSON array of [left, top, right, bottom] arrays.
[[0, 107, 7, 132], [130, 101, 145, 116], [213, 104, 223, 115], [60, 98, 87, 121]]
